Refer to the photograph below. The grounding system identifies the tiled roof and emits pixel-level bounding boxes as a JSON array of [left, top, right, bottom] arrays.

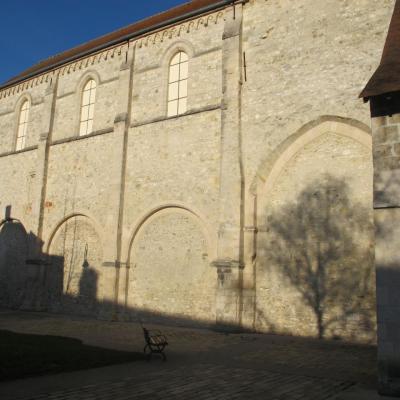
[[361, 0, 400, 99], [1, 0, 234, 89]]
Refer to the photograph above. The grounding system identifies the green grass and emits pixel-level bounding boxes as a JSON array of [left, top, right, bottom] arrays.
[[0, 330, 145, 381]]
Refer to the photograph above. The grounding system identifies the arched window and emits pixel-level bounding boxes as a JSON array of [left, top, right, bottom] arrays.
[[167, 51, 188, 117], [16, 100, 30, 151], [79, 79, 97, 136]]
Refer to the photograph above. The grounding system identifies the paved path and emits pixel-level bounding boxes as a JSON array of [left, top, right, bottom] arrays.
[[0, 310, 392, 400], [10, 365, 353, 400]]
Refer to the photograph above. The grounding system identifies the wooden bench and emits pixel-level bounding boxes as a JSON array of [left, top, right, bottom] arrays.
[[142, 327, 168, 361]]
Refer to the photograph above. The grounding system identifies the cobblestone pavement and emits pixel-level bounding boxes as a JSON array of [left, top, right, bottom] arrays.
[[13, 365, 353, 400], [0, 310, 378, 400]]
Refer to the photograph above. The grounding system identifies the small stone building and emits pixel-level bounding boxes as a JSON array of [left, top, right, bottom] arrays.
[[0, 0, 395, 343]]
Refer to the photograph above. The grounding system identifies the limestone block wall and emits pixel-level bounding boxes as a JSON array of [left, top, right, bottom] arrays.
[[48, 215, 103, 316], [124, 111, 221, 230], [0, 151, 38, 232], [127, 209, 216, 324], [241, 0, 394, 183], [0, 0, 396, 340], [0, 221, 29, 309], [52, 58, 121, 142], [131, 18, 223, 125], [240, 0, 395, 341], [121, 111, 221, 322], [255, 122, 375, 341], [0, 84, 47, 153], [43, 133, 121, 243], [121, 18, 224, 323]]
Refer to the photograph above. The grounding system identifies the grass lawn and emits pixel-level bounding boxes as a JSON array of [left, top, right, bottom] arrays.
[[0, 330, 145, 381]]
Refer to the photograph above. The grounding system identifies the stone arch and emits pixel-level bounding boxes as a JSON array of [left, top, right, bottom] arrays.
[[126, 205, 217, 325], [76, 70, 101, 93], [159, 39, 196, 68], [158, 41, 195, 117], [251, 116, 371, 197], [254, 116, 375, 342], [14, 93, 32, 112], [0, 219, 29, 308], [125, 204, 217, 263], [46, 212, 105, 254], [47, 214, 103, 316], [13, 93, 32, 151], [75, 71, 101, 135]]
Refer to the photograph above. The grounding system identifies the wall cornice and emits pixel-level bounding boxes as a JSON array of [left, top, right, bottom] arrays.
[[0, 9, 226, 101]]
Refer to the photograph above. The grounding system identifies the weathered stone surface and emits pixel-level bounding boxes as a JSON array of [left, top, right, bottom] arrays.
[[0, 0, 395, 343]]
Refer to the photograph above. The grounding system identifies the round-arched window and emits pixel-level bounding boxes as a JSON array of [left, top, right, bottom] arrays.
[[79, 79, 97, 135], [16, 100, 30, 151], [167, 51, 188, 117]]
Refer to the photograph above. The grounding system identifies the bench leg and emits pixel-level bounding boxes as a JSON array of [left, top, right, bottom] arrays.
[[143, 344, 152, 361]]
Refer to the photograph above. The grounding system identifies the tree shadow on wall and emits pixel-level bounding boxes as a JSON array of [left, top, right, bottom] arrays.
[[260, 174, 375, 340]]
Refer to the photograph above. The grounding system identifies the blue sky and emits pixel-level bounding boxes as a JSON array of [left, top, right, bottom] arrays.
[[0, 0, 185, 84]]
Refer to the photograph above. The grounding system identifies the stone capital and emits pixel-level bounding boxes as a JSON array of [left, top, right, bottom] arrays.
[[102, 261, 128, 269], [39, 132, 48, 141], [114, 113, 128, 124], [211, 259, 243, 270]]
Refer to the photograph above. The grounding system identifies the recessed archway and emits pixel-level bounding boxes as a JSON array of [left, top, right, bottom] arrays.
[[126, 206, 217, 325], [48, 214, 103, 316], [254, 117, 375, 342]]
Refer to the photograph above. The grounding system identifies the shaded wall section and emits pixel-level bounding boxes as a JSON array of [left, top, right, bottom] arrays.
[[0, 220, 29, 308], [256, 130, 375, 342], [48, 215, 102, 316], [0, 214, 63, 311]]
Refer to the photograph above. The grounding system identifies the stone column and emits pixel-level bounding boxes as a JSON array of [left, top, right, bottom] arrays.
[[213, 6, 245, 330], [371, 93, 400, 396], [99, 43, 135, 319]]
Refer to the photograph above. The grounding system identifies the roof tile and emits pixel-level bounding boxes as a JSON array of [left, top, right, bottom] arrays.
[[361, 0, 400, 98]]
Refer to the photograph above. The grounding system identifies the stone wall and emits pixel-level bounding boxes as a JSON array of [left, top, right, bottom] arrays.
[[240, 0, 394, 341], [0, 0, 396, 342], [255, 122, 374, 341], [0, 84, 46, 153], [127, 209, 216, 324], [370, 110, 400, 394]]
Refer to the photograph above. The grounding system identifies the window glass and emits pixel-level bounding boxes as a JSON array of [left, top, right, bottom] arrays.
[[169, 82, 179, 101], [178, 97, 187, 115], [80, 79, 96, 135], [167, 52, 189, 117], [179, 80, 188, 98], [168, 100, 178, 117], [16, 100, 30, 151]]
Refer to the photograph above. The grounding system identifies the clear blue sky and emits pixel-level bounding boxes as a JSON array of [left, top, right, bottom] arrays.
[[0, 0, 185, 84]]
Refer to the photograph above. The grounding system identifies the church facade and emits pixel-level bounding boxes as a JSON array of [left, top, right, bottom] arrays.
[[0, 0, 395, 343]]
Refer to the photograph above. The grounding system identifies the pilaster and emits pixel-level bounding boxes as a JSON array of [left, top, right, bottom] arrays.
[[213, 5, 245, 330], [26, 75, 58, 310], [99, 44, 135, 319]]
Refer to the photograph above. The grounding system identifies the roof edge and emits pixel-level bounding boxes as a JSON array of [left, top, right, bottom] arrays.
[[1, 0, 247, 91], [360, 0, 400, 100]]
